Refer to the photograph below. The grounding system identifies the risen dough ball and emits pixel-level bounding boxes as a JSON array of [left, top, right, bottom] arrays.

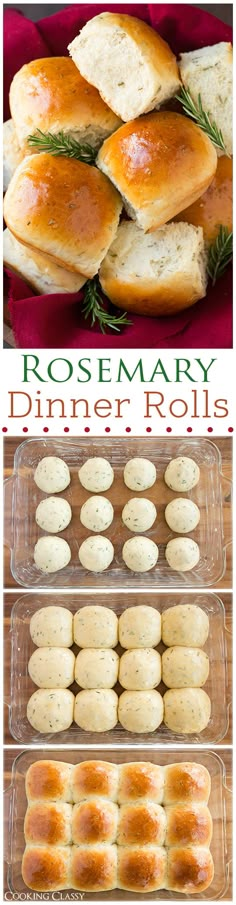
[[118, 690, 163, 733], [74, 689, 118, 731], [78, 536, 114, 571], [164, 456, 200, 492], [34, 536, 71, 573], [124, 458, 156, 491], [27, 688, 74, 733], [162, 604, 209, 648], [74, 606, 118, 648], [30, 606, 73, 648], [165, 498, 200, 533], [122, 537, 158, 572], [75, 649, 119, 688], [28, 647, 75, 688], [162, 646, 209, 688], [163, 688, 211, 734], [122, 498, 157, 532], [80, 496, 114, 532], [78, 457, 114, 492], [35, 496, 72, 533], [34, 456, 70, 493], [119, 649, 161, 690], [165, 538, 200, 572], [119, 605, 161, 649]]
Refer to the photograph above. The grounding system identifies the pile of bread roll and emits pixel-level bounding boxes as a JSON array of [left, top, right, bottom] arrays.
[[26, 601, 211, 736], [3, 13, 232, 316], [22, 758, 214, 893], [33, 452, 202, 575]]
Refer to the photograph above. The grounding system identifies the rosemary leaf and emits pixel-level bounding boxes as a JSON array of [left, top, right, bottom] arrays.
[[176, 87, 227, 154], [207, 226, 233, 285], [27, 129, 97, 164], [82, 276, 132, 334]]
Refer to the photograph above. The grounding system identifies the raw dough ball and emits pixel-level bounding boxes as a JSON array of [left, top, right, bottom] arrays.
[[34, 536, 71, 573], [122, 537, 158, 572], [164, 456, 200, 492], [74, 606, 118, 648], [163, 688, 211, 734], [80, 496, 114, 532], [165, 498, 200, 533], [162, 647, 209, 688], [27, 688, 74, 733], [75, 649, 119, 688], [30, 605, 73, 648], [165, 538, 200, 572], [34, 456, 70, 493], [162, 604, 209, 648], [119, 649, 161, 690], [74, 689, 118, 731], [78, 536, 114, 571], [78, 457, 114, 492], [118, 690, 163, 733], [122, 498, 157, 532], [124, 458, 156, 491], [35, 496, 72, 533], [28, 647, 75, 688], [119, 605, 161, 649]]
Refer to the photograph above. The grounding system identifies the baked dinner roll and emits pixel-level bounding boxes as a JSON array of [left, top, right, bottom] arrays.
[[71, 844, 117, 892], [122, 536, 159, 572], [97, 112, 217, 232], [26, 760, 73, 803], [163, 688, 211, 734], [162, 646, 209, 688], [3, 229, 86, 295], [165, 537, 200, 572], [3, 119, 24, 191], [118, 762, 164, 804], [4, 153, 122, 279], [163, 762, 211, 805], [27, 688, 74, 733], [165, 803, 212, 847], [24, 801, 72, 845], [99, 221, 207, 316], [174, 156, 232, 242], [179, 42, 232, 157], [22, 844, 71, 892], [78, 535, 114, 572], [119, 648, 161, 690], [117, 802, 166, 845], [78, 457, 114, 491], [34, 536, 71, 573], [34, 456, 70, 493], [69, 13, 180, 121], [118, 690, 163, 733], [124, 457, 156, 491], [119, 605, 161, 649], [9, 56, 121, 151], [30, 605, 73, 648], [74, 689, 118, 732], [72, 760, 119, 803], [166, 846, 214, 894], [118, 846, 167, 892], [28, 647, 75, 689], [74, 605, 118, 648], [122, 497, 157, 532], [165, 499, 200, 534], [162, 604, 209, 648], [80, 495, 114, 532], [75, 649, 119, 689], [72, 800, 118, 844], [35, 496, 72, 533], [164, 456, 200, 491]]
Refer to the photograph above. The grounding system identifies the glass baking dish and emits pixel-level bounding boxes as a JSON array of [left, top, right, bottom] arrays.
[[5, 591, 230, 745], [4, 437, 231, 588], [4, 747, 231, 900]]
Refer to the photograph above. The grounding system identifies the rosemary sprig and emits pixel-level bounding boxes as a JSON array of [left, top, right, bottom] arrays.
[[207, 226, 233, 285], [27, 129, 97, 164], [82, 276, 132, 334], [176, 87, 227, 154]]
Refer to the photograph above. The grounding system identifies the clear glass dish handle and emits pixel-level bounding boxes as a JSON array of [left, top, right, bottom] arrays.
[[4, 475, 16, 549], [222, 780, 232, 893], [3, 631, 11, 707], [221, 474, 232, 549], [3, 785, 14, 864]]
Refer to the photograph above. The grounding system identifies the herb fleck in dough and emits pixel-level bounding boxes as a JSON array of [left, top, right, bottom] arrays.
[[30, 605, 73, 648], [74, 689, 118, 731], [78, 535, 114, 571], [74, 605, 118, 648], [35, 496, 72, 533], [165, 498, 200, 533], [80, 495, 114, 532], [123, 457, 156, 491], [164, 456, 200, 491], [119, 605, 161, 649], [75, 649, 119, 688], [122, 497, 157, 532], [118, 689, 163, 733], [119, 648, 161, 690], [28, 647, 75, 688], [162, 604, 209, 648], [122, 536, 159, 572], [78, 457, 114, 492], [27, 688, 74, 732], [163, 687, 211, 733], [34, 536, 71, 573], [34, 456, 70, 493], [165, 537, 200, 572], [162, 646, 209, 688]]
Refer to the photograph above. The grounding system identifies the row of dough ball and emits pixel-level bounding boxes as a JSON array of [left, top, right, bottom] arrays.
[[28, 645, 209, 691], [27, 686, 211, 734], [36, 494, 200, 535], [30, 604, 210, 650], [33, 534, 200, 573], [34, 455, 200, 494]]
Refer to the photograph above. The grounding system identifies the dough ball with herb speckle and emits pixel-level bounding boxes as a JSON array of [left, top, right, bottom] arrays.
[[124, 457, 156, 491], [75, 649, 119, 689], [34, 536, 71, 572], [163, 687, 211, 734], [28, 647, 75, 688], [27, 688, 74, 733], [119, 605, 161, 649], [78, 457, 114, 492], [119, 648, 161, 690], [165, 498, 200, 533], [78, 535, 114, 571], [164, 456, 200, 492], [74, 605, 118, 648], [74, 689, 118, 731], [122, 497, 157, 532], [162, 646, 209, 688], [35, 496, 72, 533], [30, 605, 73, 648], [122, 536, 158, 572], [34, 456, 70, 493], [80, 496, 114, 532], [165, 537, 200, 572], [162, 604, 209, 648], [118, 690, 163, 733]]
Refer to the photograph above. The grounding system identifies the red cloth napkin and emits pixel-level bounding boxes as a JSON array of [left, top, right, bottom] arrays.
[[4, 4, 232, 349]]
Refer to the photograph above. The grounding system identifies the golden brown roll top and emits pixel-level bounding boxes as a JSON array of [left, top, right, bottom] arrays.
[[163, 763, 211, 806], [117, 802, 166, 845], [22, 845, 71, 892], [118, 846, 167, 892], [118, 762, 164, 804], [25, 761, 73, 803], [24, 802, 72, 846], [71, 845, 117, 891], [72, 760, 119, 803], [166, 846, 214, 894], [165, 804, 212, 847], [174, 155, 233, 242], [9, 56, 122, 150], [72, 799, 118, 844]]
